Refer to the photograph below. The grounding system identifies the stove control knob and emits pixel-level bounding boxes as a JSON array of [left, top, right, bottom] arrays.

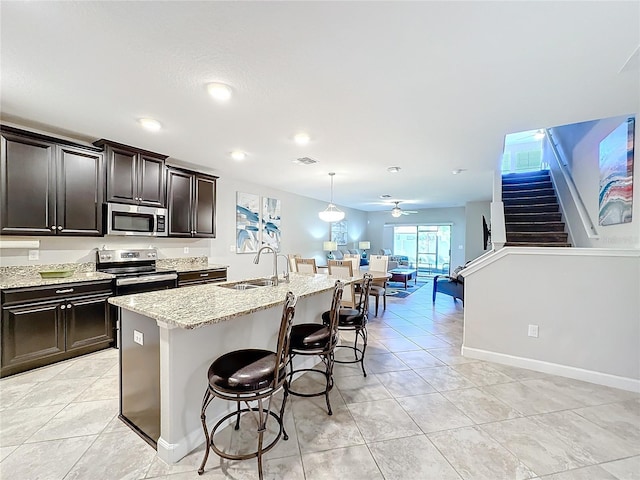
[[99, 254, 112, 261], [147, 252, 156, 258]]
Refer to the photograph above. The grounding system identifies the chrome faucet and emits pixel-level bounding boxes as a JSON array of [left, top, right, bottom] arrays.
[[277, 254, 290, 283], [253, 245, 279, 286]]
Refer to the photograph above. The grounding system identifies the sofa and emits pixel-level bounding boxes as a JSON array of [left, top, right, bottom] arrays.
[[432, 267, 464, 302], [329, 248, 368, 266], [379, 249, 409, 268]]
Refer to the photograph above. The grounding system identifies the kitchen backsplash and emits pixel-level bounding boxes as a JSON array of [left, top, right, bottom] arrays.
[[156, 256, 209, 271]]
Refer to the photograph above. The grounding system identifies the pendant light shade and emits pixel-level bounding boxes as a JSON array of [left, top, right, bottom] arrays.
[[318, 172, 345, 222]]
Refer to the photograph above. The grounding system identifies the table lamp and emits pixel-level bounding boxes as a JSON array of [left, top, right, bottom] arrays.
[[323, 241, 338, 259], [358, 241, 370, 258]]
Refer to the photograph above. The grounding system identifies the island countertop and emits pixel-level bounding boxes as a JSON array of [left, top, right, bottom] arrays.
[[109, 272, 354, 330]]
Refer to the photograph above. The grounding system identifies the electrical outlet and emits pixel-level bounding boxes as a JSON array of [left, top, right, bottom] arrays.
[[183, 247, 189, 254], [133, 330, 144, 346], [28, 250, 39, 260], [528, 324, 539, 338]]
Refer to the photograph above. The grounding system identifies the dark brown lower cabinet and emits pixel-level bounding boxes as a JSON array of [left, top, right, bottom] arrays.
[[177, 268, 227, 287], [1, 280, 115, 377]]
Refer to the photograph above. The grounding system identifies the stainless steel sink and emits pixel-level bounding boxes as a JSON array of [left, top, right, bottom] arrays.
[[217, 278, 275, 290]]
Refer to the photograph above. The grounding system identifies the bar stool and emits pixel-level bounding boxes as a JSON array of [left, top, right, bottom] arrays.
[[323, 273, 373, 377], [286, 280, 344, 415], [198, 292, 297, 480]]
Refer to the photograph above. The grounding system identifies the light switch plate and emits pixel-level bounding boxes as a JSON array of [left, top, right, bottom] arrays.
[[134, 330, 144, 345], [28, 250, 39, 260], [528, 324, 539, 338], [183, 247, 189, 254]]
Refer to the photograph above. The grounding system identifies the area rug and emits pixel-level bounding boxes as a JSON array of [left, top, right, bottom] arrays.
[[385, 279, 430, 298]]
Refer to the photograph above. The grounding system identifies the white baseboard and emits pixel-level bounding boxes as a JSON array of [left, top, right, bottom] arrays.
[[461, 346, 640, 393]]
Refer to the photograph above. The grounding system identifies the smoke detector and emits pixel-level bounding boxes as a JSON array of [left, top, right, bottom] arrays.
[[292, 157, 318, 165]]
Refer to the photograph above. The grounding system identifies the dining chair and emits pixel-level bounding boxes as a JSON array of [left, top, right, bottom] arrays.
[[288, 254, 301, 272], [367, 255, 388, 316], [343, 254, 361, 273], [295, 257, 317, 274], [327, 260, 356, 308]]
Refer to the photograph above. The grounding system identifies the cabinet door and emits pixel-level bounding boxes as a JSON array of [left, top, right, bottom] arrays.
[[57, 145, 104, 236], [138, 154, 166, 207], [65, 295, 113, 351], [194, 175, 216, 238], [1, 301, 65, 371], [0, 133, 56, 235], [106, 145, 137, 204], [166, 169, 193, 237]]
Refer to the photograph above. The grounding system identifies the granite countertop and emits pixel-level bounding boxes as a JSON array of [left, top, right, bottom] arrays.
[[109, 272, 355, 330], [0, 263, 114, 290]]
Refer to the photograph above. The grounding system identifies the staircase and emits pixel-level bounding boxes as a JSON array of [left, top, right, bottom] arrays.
[[502, 170, 571, 247]]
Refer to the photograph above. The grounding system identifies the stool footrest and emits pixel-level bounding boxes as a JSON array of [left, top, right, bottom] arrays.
[[287, 367, 334, 398], [207, 407, 286, 462]]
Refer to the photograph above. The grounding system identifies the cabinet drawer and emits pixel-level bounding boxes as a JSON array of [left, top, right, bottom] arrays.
[[1, 280, 114, 306], [178, 269, 227, 286]]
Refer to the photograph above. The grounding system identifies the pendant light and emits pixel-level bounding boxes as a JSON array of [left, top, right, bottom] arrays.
[[318, 172, 345, 222]]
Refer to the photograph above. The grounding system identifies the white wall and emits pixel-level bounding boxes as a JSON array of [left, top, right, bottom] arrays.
[[549, 115, 640, 248], [463, 248, 640, 391], [206, 176, 367, 280], [464, 201, 491, 262], [365, 207, 467, 270], [0, 176, 368, 281]]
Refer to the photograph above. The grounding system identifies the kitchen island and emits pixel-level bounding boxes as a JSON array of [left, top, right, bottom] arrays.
[[109, 272, 352, 464]]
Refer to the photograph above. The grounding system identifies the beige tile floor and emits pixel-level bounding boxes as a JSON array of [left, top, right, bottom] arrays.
[[1, 282, 639, 479]]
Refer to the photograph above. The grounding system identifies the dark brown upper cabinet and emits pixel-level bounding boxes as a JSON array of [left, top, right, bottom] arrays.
[[94, 139, 167, 207], [1, 129, 104, 236], [167, 168, 217, 238]]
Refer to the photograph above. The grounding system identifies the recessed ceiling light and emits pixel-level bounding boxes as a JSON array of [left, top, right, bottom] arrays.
[[387, 166, 401, 173], [452, 168, 466, 175], [294, 132, 311, 145], [207, 82, 233, 102], [138, 118, 162, 132], [231, 151, 246, 161], [379, 194, 392, 199]]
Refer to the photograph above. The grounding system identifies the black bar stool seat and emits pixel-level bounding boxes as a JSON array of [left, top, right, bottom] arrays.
[[287, 281, 343, 415], [198, 292, 296, 480], [322, 273, 372, 377]]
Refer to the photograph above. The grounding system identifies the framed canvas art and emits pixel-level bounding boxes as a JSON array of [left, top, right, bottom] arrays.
[[330, 220, 348, 246], [236, 192, 261, 253]]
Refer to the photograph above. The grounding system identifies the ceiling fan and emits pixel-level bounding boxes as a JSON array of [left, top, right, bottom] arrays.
[[390, 201, 418, 217]]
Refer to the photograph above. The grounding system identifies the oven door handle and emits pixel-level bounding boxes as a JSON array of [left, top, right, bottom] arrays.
[[116, 273, 178, 286]]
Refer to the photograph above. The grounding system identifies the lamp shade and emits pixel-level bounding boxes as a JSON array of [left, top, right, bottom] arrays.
[[323, 241, 337, 251], [358, 241, 370, 249]]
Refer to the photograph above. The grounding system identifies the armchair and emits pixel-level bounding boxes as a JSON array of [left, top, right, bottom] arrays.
[[432, 266, 464, 302]]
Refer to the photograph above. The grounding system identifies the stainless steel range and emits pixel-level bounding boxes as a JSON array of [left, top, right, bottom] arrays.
[[96, 248, 177, 295]]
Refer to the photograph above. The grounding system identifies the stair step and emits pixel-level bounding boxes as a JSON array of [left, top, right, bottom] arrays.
[[505, 241, 572, 247], [505, 222, 566, 232], [504, 204, 560, 214], [505, 212, 562, 222], [502, 171, 550, 184], [503, 188, 555, 198], [503, 180, 553, 191], [503, 196, 558, 206], [507, 232, 568, 242]]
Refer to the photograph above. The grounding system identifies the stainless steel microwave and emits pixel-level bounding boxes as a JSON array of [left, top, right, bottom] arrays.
[[105, 203, 168, 236]]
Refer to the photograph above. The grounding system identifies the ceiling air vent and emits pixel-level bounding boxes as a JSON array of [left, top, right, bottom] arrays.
[[292, 157, 318, 165]]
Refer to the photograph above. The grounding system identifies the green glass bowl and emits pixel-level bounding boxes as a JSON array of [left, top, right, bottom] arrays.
[[39, 270, 74, 278]]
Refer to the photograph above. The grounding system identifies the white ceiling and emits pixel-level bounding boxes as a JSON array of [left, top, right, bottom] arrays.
[[1, 1, 638, 212]]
